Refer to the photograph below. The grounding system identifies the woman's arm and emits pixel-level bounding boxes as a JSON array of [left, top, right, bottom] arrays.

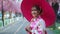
[[25, 24, 32, 32], [25, 18, 34, 33], [39, 19, 46, 34]]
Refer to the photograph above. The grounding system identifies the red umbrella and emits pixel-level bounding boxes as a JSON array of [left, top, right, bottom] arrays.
[[21, 0, 56, 27]]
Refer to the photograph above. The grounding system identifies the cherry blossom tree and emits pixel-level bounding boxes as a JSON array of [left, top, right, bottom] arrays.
[[0, 0, 2, 11]]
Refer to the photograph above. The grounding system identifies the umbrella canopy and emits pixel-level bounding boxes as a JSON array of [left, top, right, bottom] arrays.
[[21, 0, 56, 27]]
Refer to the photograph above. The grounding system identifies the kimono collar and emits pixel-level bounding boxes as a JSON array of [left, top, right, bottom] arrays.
[[33, 16, 41, 22]]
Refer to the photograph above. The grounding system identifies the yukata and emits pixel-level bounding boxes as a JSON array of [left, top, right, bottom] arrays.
[[29, 16, 46, 34]]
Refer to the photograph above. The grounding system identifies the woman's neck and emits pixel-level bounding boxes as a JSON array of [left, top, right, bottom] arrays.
[[34, 15, 39, 19]]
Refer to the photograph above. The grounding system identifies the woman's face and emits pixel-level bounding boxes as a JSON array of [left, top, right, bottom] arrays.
[[31, 7, 39, 18]]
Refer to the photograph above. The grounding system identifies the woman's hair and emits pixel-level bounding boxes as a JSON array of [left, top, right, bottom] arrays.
[[32, 5, 42, 14]]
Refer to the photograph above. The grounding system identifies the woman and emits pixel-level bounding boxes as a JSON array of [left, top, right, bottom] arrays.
[[25, 5, 46, 34]]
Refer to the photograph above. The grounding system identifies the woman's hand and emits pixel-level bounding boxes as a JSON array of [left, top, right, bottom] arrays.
[[25, 25, 32, 32]]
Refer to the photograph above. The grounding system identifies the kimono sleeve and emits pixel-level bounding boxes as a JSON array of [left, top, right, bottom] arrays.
[[39, 19, 46, 30]]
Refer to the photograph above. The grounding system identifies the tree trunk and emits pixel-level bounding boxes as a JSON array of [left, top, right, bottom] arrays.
[[9, 11, 12, 19], [2, 10, 5, 26]]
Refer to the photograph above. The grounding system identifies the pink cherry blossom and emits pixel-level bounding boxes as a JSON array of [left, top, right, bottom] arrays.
[[0, 0, 2, 11], [3, 0, 22, 13]]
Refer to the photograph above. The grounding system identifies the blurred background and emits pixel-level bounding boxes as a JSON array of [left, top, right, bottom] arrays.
[[47, 0, 60, 34], [0, 0, 60, 34]]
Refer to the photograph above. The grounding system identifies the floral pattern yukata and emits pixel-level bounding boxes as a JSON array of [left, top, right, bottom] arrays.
[[29, 16, 46, 34]]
